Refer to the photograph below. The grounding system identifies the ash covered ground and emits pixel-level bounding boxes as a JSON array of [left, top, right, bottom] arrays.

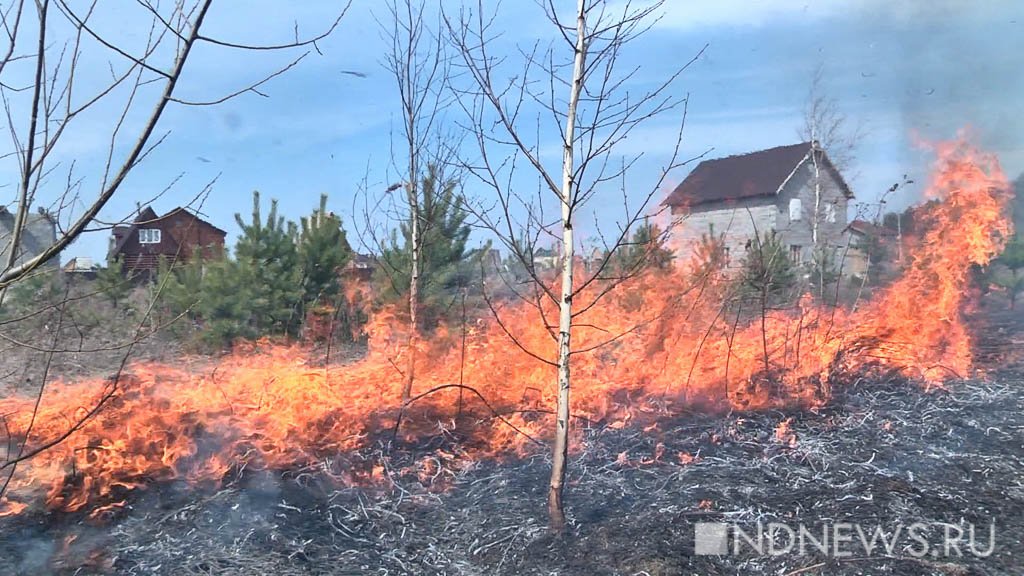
[[1, 310, 1022, 576]]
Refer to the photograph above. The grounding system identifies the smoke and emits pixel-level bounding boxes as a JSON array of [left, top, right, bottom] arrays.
[[886, 3, 1024, 186], [4, 534, 55, 576]]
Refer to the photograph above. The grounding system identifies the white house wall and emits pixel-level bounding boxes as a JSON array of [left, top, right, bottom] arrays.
[[670, 158, 853, 270], [672, 201, 778, 267], [773, 158, 851, 264]]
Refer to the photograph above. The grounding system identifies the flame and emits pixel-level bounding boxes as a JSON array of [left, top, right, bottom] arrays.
[[0, 135, 1013, 518], [774, 418, 797, 447], [677, 451, 698, 465], [0, 498, 27, 517]]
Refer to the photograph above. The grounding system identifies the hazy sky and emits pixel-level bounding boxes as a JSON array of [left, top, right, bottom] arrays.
[[6, 0, 1022, 262]]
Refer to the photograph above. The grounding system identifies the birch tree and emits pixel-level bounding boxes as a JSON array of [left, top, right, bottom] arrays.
[[799, 66, 862, 300], [377, 0, 451, 403], [800, 65, 860, 252], [447, 0, 703, 529]]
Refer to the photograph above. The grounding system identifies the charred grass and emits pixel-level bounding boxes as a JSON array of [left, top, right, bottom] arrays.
[[1, 307, 1022, 575]]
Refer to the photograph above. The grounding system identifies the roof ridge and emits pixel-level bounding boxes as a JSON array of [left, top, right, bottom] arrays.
[[662, 142, 850, 209], [702, 141, 811, 164]]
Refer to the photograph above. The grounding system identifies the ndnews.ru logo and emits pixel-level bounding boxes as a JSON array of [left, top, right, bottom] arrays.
[[694, 521, 996, 558]]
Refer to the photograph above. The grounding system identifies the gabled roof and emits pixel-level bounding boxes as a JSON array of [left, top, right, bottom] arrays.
[[0, 205, 57, 227], [662, 142, 853, 209], [109, 207, 155, 257], [165, 206, 228, 236]]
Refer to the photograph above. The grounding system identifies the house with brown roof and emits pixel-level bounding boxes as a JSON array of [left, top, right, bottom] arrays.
[[108, 206, 226, 276], [662, 142, 853, 268]]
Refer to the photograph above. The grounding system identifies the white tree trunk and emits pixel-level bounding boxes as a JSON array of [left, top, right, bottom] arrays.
[[403, 168, 419, 403], [810, 142, 824, 297], [548, 0, 586, 530], [811, 142, 821, 248]]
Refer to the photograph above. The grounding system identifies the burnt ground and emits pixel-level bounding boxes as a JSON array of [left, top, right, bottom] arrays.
[[1, 308, 1022, 575]]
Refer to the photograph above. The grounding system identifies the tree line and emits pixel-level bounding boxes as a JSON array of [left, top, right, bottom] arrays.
[[152, 173, 478, 350]]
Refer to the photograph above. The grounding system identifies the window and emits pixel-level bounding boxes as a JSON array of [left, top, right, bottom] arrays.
[[138, 228, 161, 244], [825, 202, 837, 223], [789, 244, 802, 263], [789, 198, 802, 222]]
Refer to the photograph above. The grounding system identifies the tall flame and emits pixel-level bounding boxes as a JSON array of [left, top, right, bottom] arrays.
[[0, 136, 1013, 518]]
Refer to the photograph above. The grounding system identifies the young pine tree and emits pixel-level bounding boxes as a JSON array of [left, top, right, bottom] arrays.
[[234, 191, 303, 336], [95, 259, 134, 308], [809, 245, 840, 299], [156, 253, 255, 349], [994, 236, 1024, 309], [611, 220, 674, 275], [739, 230, 797, 305], [298, 194, 353, 312], [377, 166, 474, 329], [688, 225, 730, 288]]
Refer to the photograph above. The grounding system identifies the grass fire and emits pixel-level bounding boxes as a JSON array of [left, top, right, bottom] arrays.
[[3, 136, 1023, 574], [2, 2, 1023, 574]]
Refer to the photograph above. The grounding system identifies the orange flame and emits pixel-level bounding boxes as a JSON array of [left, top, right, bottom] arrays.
[[0, 135, 1013, 518], [774, 418, 797, 447]]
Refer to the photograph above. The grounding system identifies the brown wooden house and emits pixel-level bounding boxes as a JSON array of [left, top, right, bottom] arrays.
[[108, 206, 226, 276]]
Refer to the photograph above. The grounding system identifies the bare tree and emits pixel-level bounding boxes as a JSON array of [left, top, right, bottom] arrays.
[[446, 0, 703, 529], [800, 64, 861, 253], [374, 0, 453, 404], [0, 0, 347, 293], [0, 0, 346, 508]]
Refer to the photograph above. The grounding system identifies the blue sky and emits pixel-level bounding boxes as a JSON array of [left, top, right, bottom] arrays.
[[7, 0, 1022, 262]]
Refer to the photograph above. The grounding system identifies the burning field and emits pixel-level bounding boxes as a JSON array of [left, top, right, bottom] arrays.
[[1, 137, 1022, 575]]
